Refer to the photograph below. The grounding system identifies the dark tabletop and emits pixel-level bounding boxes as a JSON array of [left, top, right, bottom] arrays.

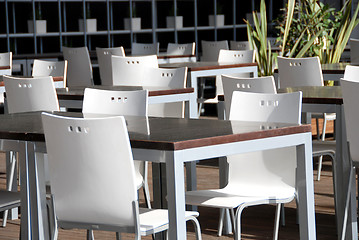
[[0, 111, 311, 151]]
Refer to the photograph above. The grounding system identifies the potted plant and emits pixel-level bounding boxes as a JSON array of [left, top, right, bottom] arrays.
[[209, 2, 224, 27], [78, 6, 97, 32], [245, 0, 277, 76], [124, 3, 141, 31], [27, 7, 47, 34], [166, 4, 183, 29]]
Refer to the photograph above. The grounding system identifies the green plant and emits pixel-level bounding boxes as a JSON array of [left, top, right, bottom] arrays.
[[277, 0, 359, 64], [245, 0, 277, 76]]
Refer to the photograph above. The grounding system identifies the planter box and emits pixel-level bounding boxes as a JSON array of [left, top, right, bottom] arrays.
[[124, 18, 141, 31], [209, 15, 225, 27], [27, 20, 47, 34], [166, 16, 183, 29], [78, 19, 97, 32]]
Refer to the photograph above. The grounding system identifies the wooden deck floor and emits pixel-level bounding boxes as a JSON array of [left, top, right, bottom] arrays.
[[0, 119, 340, 239]]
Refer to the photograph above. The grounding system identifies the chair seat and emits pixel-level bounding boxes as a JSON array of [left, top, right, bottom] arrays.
[[312, 140, 336, 157], [139, 208, 199, 235], [185, 186, 295, 209], [0, 190, 21, 212]]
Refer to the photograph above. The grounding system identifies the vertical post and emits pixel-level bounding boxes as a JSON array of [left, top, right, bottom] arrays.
[[174, 0, 178, 43], [12, 3, 17, 54], [58, 0, 63, 52], [32, 0, 38, 53], [151, 0, 157, 44], [194, 0, 198, 59], [5, 0, 10, 52], [106, 0, 111, 47], [233, 0, 236, 40], [82, 0, 87, 47]]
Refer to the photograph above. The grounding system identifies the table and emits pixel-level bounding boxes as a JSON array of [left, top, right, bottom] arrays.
[[160, 62, 258, 116], [56, 85, 197, 119], [0, 111, 315, 240], [279, 86, 358, 240], [156, 54, 197, 64]]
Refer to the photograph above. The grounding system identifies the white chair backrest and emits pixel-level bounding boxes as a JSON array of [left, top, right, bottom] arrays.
[[41, 113, 138, 226], [230, 41, 251, 50], [229, 91, 302, 124], [111, 55, 158, 86], [82, 88, 148, 116], [201, 40, 229, 61], [350, 38, 359, 64], [3, 75, 59, 114], [277, 56, 324, 89], [222, 75, 277, 119], [143, 67, 187, 117], [344, 65, 359, 81], [32, 59, 68, 87], [62, 46, 93, 87], [166, 43, 195, 56], [96, 47, 126, 86], [341, 79, 359, 163], [0, 52, 12, 75], [218, 49, 255, 63], [215, 49, 255, 96], [227, 91, 302, 195], [132, 43, 159, 56]]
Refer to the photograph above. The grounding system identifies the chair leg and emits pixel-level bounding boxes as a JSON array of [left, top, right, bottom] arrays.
[[230, 208, 236, 235], [341, 166, 355, 240], [217, 208, 225, 236], [143, 183, 151, 209], [2, 153, 17, 227], [86, 230, 94, 240], [273, 204, 281, 240], [280, 204, 285, 226], [321, 117, 327, 141], [317, 156, 323, 181], [234, 206, 245, 240], [189, 217, 202, 240], [116, 232, 122, 240], [316, 118, 320, 140]]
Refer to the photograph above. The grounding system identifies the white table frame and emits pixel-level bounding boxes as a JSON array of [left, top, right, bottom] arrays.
[[12, 123, 316, 240], [301, 102, 358, 240]]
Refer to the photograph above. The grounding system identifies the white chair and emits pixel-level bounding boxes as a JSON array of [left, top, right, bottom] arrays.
[[32, 59, 68, 88], [111, 55, 158, 86], [186, 91, 302, 240], [143, 67, 187, 117], [0, 52, 12, 104], [132, 42, 160, 56], [229, 41, 251, 50], [350, 38, 359, 64], [62, 46, 93, 87], [200, 40, 229, 61], [198, 49, 255, 115], [3, 75, 59, 227], [222, 75, 276, 119], [339, 77, 359, 240], [166, 43, 196, 56], [343, 65, 359, 80], [0, 52, 12, 76], [3, 75, 59, 114], [96, 46, 125, 86], [82, 88, 151, 208], [41, 113, 202, 240], [277, 56, 336, 180]]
